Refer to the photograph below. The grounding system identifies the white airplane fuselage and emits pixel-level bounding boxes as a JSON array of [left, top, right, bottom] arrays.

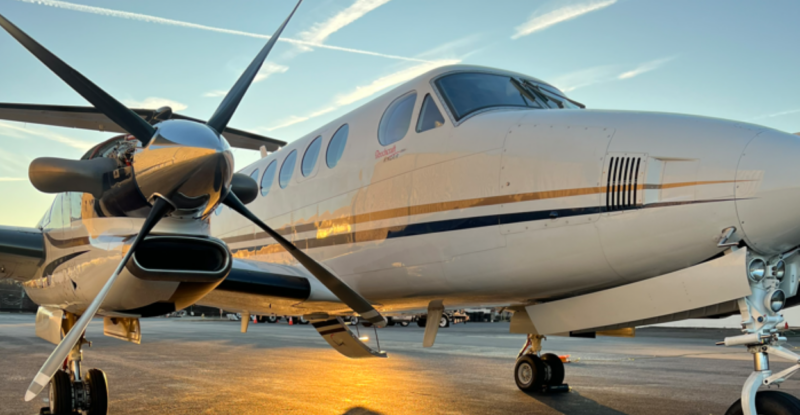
[[21, 65, 800, 318]]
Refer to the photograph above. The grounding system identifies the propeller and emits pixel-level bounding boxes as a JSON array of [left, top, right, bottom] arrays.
[[3, 0, 387, 401], [24, 197, 174, 401], [224, 192, 388, 327]]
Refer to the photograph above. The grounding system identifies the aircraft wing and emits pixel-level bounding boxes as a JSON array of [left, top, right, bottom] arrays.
[[0, 103, 286, 151], [0, 225, 44, 282]]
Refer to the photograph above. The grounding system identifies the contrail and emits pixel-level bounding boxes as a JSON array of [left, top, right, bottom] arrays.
[[13, 0, 430, 63]]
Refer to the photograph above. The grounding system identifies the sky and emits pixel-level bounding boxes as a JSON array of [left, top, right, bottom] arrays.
[[0, 0, 798, 226]]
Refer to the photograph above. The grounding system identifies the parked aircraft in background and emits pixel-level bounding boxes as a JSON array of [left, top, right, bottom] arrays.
[[1, 2, 799, 414]]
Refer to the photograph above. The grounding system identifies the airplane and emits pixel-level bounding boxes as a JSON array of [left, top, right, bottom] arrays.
[[1, 2, 799, 415]]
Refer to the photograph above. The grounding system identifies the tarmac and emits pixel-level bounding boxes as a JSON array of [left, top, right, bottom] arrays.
[[2, 313, 800, 415]]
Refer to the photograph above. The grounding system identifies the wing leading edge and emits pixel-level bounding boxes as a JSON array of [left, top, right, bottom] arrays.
[[0, 225, 44, 281]]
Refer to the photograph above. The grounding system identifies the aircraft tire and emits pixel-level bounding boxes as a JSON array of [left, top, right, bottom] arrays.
[[540, 353, 565, 386], [266, 315, 278, 323], [725, 391, 800, 415], [49, 369, 73, 414], [417, 318, 427, 328], [86, 368, 108, 415], [439, 316, 450, 328], [514, 355, 546, 392], [399, 321, 409, 327], [387, 321, 396, 327]]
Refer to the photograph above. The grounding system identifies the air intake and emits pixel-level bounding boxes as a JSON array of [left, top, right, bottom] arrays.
[[605, 155, 643, 211]]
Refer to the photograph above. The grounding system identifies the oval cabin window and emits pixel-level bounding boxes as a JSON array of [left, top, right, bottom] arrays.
[[326, 124, 349, 168], [302, 136, 322, 177], [279, 150, 297, 189], [378, 92, 416, 146], [260, 160, 277, 196]]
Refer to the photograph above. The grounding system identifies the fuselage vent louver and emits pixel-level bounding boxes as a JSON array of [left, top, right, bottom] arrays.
[[605, 155, 642, 211]]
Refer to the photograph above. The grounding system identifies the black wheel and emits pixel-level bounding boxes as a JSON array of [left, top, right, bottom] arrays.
[[86, 368, 108, 415], [49, 369, 73, 415], [362, 321, 373, 328], [266, 315, 278, 323], [725, 391, 800, 415], [298, 317, 310, 325], [349, 317, 359, 326], [439, 315, 450, 328], [387, 321, 396, 327], [514, 355, 546, 392], [417, 318, 427, 328], [399, 321, 409, 327], [540, 353, 565, 386]]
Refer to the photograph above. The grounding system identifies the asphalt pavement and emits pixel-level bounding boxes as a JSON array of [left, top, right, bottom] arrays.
[[2, 313, 800, 415]]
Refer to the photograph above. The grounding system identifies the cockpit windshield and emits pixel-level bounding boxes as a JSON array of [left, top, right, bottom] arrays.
[[434, 72, 584, 122]]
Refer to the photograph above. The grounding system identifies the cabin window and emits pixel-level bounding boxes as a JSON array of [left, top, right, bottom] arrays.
[[416, 94, 445, 133], [435, 72, 542, 121], [279, 150, 298, 188], [215, 205, 223, 215], [302, 136, 322, 177], [378, 92, 416, 146], [260, 160, 277, 196], [45, 194, 65, 229], [249, 168, 260, 183], [326, 124, 349, 168]]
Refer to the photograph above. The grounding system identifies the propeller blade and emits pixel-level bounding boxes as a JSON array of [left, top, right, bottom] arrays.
[[223, 192, 387, 327], [24, 197, 173, 402], [206, 0, 301, 134], [0, 14, 156, 144], [29, 157, 117, 197]]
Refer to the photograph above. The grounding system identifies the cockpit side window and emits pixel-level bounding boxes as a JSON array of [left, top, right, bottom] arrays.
[[435, 72, 541, 122], [45, 194, 64, 229], [416, 94, 445, 133]]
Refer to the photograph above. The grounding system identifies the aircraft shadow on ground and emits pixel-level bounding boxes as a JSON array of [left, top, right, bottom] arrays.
[[528, 390, 629, 415], [341, 407, 384, 415]]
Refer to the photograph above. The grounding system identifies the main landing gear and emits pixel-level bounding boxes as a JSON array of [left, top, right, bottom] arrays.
[[514, 334, 568, 393], [43, 315, 108, 415]]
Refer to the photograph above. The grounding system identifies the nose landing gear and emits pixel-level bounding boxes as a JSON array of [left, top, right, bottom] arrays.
[[514, 334, 569, 393], [42, 322, 108, 415]]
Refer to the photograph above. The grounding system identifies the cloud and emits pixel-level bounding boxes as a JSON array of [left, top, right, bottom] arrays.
[[263, 60, 458, 132], [512, 0, 617, 39], [751, 108, 800, 121], [550, 57, 675, 92], [0, 121, 95, 151], [0, 178, 26, 182], [122, 97, 188, 111], [549, 65, 618, 92], [0, 148, 31, 175], [13, 0, 428, 63], [618, 56, 676, 80], [203, 90, 227, 98], [299, 0, 390, 45], [254, 62, 289, 83]]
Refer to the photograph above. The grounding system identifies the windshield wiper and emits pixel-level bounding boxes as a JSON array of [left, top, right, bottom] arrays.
[[521, 80, 586, 109], [509, 78, 542, 108]]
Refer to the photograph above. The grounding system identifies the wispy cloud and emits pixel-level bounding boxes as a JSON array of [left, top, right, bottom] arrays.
[[0, 121, 94, 151], [254, 62, 289, 83], [512, 0, 617, 39], [264, 59, 459, 132], [14, 0, 428, 63], [0, 148, 31, 175], [551, 57, 676, 92], [750, 108, 800, 121], [122, 97, 188, 111], [299, 0, 390, 45], [618, 57, 675, 80], [203, 90, 227, 98], [0, 177, 26, 182]]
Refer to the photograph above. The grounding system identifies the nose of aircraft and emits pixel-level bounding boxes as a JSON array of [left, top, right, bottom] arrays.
[[736, 128, 800, 255], [132, 120, 234, 219]]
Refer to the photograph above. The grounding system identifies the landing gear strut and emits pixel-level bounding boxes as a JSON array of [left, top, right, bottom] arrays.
[[43, 314, 108, 415], [722, 249, 800, 415], [514, 334, 568, 393]]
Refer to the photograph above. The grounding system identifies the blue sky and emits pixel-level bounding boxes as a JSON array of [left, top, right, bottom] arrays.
[[0, 0, 798, 226]]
